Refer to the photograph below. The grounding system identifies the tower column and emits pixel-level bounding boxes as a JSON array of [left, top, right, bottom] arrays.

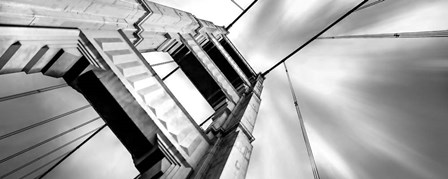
[[180, 33, 240, 105], [192, 75, 263, 179], [207, 33, 251, 87], [0, 1, 264, 178], [79, 29, 210, 173], [219, 36, 257, 81]]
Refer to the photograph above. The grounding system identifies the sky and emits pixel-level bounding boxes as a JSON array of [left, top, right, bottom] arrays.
[[1, 0, 448, 179]]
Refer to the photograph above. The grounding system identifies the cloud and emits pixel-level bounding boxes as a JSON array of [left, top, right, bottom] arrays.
[[233, 0, 448, 178]]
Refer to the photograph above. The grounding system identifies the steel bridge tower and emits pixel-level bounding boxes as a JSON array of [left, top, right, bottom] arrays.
[[0, 0, 263, 178]]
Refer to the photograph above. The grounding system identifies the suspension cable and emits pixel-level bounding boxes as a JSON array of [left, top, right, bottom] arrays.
[[151, 60, 176, 67], [161, 46, 191, 81], [262, 0, 368, 77], [226, 0, 259, 31], [199, 113, 215, 127], [0, 117, 100, 164], [318, 29, 448, 39], [230, 0, 244, 11], [0, 83, 68, 102], [284, 62, 321, 179], [1, 125, 103, 178], [355, 0, 385, 12], [0, 104, 91, 141], [37, 124, 107, 179], [134, 174, 141, 179], [18, 151, 71, 179], [162, 67, 180, 81]]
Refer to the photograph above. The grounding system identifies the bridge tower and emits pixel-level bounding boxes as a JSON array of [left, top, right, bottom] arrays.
[[0, 0, 263, 178]]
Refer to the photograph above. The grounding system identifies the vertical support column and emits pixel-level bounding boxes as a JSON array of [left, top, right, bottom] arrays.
[[207, 33, 251, 86], [194, 33, 210, 47], [218, 76, 263, 178], [192, 75, 263, 179], [180, 34, 240, 105], [217, 130, 253, 179], [199, 38, 244, 93], [220, 36, 256, 80], [79, 29, 210, 172], [222, 75, 263, 138], [170, 43, 229, 110], [70, 70, 163, 173]]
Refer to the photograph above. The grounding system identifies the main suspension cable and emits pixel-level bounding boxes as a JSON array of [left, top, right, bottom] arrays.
[[262, 0, 368, 77], [226, 0, 259, 31]]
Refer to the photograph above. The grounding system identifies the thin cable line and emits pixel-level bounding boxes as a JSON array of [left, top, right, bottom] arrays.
[[0, 83, 68, 102], [230, 0, 244, 11], [151, 60, 176, 67], [0, 117, 100, 164], [0, 125, 102, 178], [133, 174, 141, 179], [262, 0, 368, 77], [162, 67, 179, 81], [355, 0, 385, 12], [199, 113, 215, 127], [284, 62, 321, 179], [226, 0, 259, 30], [18, 151, 70, 179], [318, 29, 448, 39], [0, 104, 91, 141], [37, 124, 107, 179]]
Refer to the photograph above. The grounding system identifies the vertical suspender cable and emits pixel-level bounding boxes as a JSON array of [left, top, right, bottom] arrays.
[[37, 124, 107, 179], [134, 174, 141, 179], [284, 62, 321, 179], [318, 29, 448, 39], [0, 117, 100, 164], [18, 151, 71, 179], [230, 0, 244, 11], [150, 60, 176, 67], [162, 46, 192, 81], [0, 104, 91, 141], [1, 126, 102, 178], [162, 67, 180, 81], [0, 83, 68, 102]]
